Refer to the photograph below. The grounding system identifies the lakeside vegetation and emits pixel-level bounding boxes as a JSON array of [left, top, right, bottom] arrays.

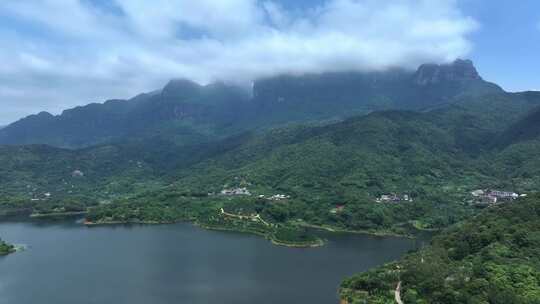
[[83, 194, 326, 247], [340, 194, 540, 303]]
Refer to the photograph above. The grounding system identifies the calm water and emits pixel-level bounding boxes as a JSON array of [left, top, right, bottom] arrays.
[[0, 219, 422, 304]]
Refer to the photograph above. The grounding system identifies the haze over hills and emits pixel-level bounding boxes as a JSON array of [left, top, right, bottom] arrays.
[[0, 59, 503, 149]]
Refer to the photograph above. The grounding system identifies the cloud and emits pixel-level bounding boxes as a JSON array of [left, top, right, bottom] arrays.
[[0, 0, 478, 124]]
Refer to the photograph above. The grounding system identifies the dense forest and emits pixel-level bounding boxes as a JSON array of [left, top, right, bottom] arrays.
[[340, 194, 540, 304]]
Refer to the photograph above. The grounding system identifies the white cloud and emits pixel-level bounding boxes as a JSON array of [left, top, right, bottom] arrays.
[[0, 0, 478, 124]]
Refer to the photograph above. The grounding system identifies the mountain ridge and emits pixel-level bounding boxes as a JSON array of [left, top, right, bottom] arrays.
[[0, 59, 504, 148]]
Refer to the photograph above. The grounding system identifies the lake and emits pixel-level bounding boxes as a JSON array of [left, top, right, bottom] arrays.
[[0, 219, 423, 304]]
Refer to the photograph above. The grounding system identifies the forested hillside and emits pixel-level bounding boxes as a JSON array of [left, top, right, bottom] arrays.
[[340, 194, 540, 303]]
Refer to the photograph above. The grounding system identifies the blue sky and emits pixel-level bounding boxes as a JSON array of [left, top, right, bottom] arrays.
[[0, 0, 538, 124], [459, 0, 540, 92]]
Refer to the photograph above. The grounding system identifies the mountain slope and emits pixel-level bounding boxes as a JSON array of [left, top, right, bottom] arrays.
[[496, 96, 540, 147], [72, 95, 540, 234], [250, 59, 502, 126], [0, 80, 251, 148], [340, 194, 540, 303], [2, 88, 540, 218], [170, 90, 540, 197], [1, 84, 539, 231], [0, 132, 253, 216], [0, 60, 503, 148]]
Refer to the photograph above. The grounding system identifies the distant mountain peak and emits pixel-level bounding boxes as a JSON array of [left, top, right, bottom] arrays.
[[36, 111, 54, 118], [161, 79, 202, 100], [15, 111, 55, 123], [413, 58, 481, 86]]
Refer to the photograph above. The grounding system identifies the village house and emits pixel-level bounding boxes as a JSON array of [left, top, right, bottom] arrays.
[[330, 204, 346, 214], [220, 187, 251, 196], [489, 190, 519, 200], [71, 170, 84, 177], [471, 189, 484, 197], [376, 194, 412, 203], [471, 189, 521, 206], [475, 195, 498, 206], [268, 194, 290, 201]]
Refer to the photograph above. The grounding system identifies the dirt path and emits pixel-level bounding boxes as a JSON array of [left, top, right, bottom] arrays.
[[395, 281, 404, 304], [220, 208, 271, 226]]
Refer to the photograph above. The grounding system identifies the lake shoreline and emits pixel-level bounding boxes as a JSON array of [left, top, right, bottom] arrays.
[[13, 214, 412, 249], [299, 223, 415, 239], [30, 211, 88, 218], [3, 209, 417, 252], [85, 219, 327, 248], [83, 219, 412, 246]]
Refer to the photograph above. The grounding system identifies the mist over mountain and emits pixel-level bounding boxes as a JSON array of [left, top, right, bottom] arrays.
[[0, 59, 503, 148], [0, 80, 251, 148], [0, 0, 484, 126]]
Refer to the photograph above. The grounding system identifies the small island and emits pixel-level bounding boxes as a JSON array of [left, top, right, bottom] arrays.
[[0, 238, 16, 256]]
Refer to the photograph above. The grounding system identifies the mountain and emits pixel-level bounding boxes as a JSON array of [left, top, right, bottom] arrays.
[[68, 96, 536, 239], [413, 59, 482, 85], [163, 88, 540, 198], [0, 59, 503, 148], [340, 193, 540, 303], [249, 59, 502, 126], [0, 80, 251, 148], [3, 88, 538, 229]]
